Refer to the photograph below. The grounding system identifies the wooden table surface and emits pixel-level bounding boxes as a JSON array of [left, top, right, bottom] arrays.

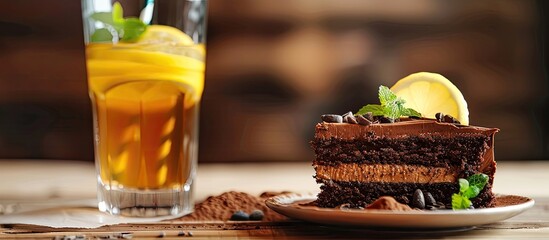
[[0, 160, 548, 239]]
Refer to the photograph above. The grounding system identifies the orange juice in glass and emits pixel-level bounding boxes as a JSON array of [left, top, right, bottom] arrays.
[[82, 0, 207, 217]]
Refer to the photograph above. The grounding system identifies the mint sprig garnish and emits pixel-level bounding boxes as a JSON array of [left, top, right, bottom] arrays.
[[90, 2, 147, 43], [451, 173, 489, 210], [356, 86, 421, 119]]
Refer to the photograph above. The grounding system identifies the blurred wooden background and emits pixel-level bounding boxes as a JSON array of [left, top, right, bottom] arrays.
[[0, 0, 548, 162]]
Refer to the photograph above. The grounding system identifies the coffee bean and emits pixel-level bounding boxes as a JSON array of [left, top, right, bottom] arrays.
[[431, 201, 446, 209], [378, 116, 394, 123], [321, 114, 343, 123], [412, 189, 425, 209], [443, 114, 460, 124], [425, 205, 437, 210], [249, 209, 264, 220], [435, 112, 461, 124], [427, 204, 447, 211], [425, 203, 446, 210], [435, 112, 443, 122], [424, 192, 436, 206], [230, 210, 249, 220], [356, 115, 372, 126], [363, 112, 374, 121], [342, 111, 353, 117], [344, 114, 358, 124]]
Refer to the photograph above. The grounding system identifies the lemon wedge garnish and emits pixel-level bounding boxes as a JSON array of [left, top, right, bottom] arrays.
[[137, 25, 194, 45], [390, 72, 469, 125]]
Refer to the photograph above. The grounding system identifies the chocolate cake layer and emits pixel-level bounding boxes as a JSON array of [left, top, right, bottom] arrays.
[[315, 164, 458, 183], [315, 179, 495, 209], [312, 134, 490, 169]]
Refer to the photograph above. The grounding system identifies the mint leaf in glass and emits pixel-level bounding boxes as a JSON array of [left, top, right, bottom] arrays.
[[112, 2, 125, 25], [89, 2, 147, 43], [91, 12, 115, 26], [122, 18, 147, 42], [91, 28, 114, 42]]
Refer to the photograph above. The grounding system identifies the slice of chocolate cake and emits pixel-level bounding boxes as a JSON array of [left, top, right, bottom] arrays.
[[311, 118, 499, 209]]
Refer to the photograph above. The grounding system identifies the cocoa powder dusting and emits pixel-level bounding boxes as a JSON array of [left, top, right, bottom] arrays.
[[495, 195, 531, 207], [365, 196, 413, 211], [177, 191, 287, 221]]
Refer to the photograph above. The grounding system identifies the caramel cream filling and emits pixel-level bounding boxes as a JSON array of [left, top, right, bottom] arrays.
[[315, 163, 458, 183]]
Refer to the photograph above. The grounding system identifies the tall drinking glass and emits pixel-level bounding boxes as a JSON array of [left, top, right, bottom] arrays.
[[81, 0, 207, 217]]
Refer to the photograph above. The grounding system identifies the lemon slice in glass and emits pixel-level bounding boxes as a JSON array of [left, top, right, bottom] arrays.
[[137, 25, 194, 45], [134, 25, 204, 60], [390, 72, 469, 125]]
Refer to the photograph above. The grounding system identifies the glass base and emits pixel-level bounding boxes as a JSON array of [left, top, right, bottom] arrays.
[[97, 181, 193, 217]]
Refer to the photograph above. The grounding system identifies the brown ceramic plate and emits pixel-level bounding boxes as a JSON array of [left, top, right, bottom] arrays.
[[266, 193, 534, 229]]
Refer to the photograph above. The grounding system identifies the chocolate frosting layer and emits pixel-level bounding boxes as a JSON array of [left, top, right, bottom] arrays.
[[315, 119, 499, 140]]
